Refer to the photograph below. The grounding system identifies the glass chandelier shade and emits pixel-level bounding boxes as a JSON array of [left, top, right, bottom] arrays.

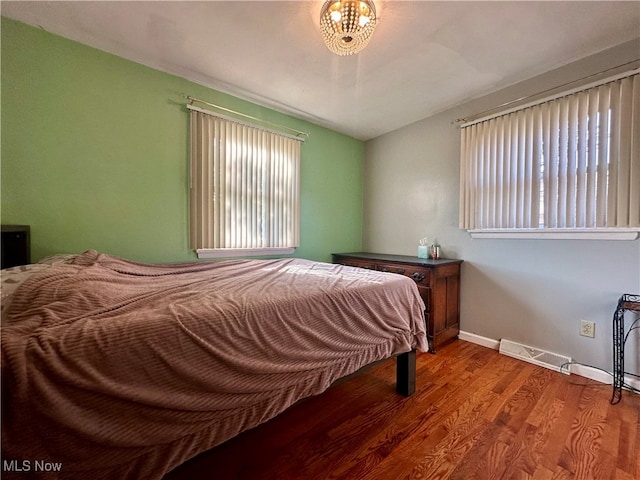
[[319, 0, 377, 56]]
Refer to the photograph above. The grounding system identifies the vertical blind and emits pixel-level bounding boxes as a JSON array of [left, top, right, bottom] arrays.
[[459, 72, 639, 231], [190, 109, 301, 251]]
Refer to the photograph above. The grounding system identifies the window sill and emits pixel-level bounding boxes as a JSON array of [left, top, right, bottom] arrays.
[[196, 247, 295, 259], [467, 228, 640, 240]]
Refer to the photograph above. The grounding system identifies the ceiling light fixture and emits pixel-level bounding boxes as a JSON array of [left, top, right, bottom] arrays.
[[319, 0, 377, 56]]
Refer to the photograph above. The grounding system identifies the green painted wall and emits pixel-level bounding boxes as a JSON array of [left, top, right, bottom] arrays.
[[1, 18, 363, 263]]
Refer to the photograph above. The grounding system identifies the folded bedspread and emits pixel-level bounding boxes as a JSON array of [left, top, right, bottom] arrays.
[[1, 250, 427, 479]]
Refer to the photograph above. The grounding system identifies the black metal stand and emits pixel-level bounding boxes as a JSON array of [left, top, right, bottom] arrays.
[[611, 293, 640, 405]]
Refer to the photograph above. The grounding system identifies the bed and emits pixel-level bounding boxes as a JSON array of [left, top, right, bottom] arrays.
[[1, 250, 428, 479]]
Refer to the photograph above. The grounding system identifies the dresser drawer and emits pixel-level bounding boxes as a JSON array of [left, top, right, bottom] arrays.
[[408, 268, 430, 286], [375, 263, 407, 275], [340, 258, 430, 287], [340, 258, 376, 270], [376, 261, 430, 284]]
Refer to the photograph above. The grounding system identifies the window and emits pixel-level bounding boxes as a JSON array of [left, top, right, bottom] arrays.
[[189, 107, 302, 258], [459, 71, 639, 239]]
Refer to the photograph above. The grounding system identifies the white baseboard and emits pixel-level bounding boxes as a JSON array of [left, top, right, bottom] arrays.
[[458, 330, 640, 393], [458, 331, 500, 350]]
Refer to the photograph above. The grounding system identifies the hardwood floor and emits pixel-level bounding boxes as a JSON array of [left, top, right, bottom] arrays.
[[164, 340, 639, 480]]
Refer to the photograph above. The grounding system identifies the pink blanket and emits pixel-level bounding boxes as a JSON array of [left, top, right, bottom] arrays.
[[2, 251, 427, 479]]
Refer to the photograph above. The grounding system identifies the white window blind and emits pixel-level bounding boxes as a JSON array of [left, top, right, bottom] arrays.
[[190, 108, 301, 257], [459, 71, 639, 238]]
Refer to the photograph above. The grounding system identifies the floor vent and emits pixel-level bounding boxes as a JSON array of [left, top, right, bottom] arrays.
[[499, 339, 572, 375]]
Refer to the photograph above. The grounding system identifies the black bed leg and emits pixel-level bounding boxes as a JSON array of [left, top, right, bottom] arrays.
[[396, 350, 416, 396]]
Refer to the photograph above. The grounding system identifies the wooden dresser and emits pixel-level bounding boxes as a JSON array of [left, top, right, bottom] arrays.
[[332, 252, 462, 352]]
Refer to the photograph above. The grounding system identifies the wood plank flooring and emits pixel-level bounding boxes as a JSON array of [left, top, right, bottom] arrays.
[[164, 340, 639, 480]]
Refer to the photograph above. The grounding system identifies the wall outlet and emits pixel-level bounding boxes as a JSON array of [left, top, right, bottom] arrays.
[[580, 320, 596, 338]]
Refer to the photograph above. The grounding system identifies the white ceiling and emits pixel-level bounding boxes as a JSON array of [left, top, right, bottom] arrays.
[[2, 1, 639, 140]]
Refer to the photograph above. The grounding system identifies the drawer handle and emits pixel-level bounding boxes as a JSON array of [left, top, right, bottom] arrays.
[[396, 268, 405, 274], [411, 272, 425, 282]]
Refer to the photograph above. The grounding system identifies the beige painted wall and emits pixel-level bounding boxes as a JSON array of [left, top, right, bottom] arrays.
[[363, 39, 640, 377]]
